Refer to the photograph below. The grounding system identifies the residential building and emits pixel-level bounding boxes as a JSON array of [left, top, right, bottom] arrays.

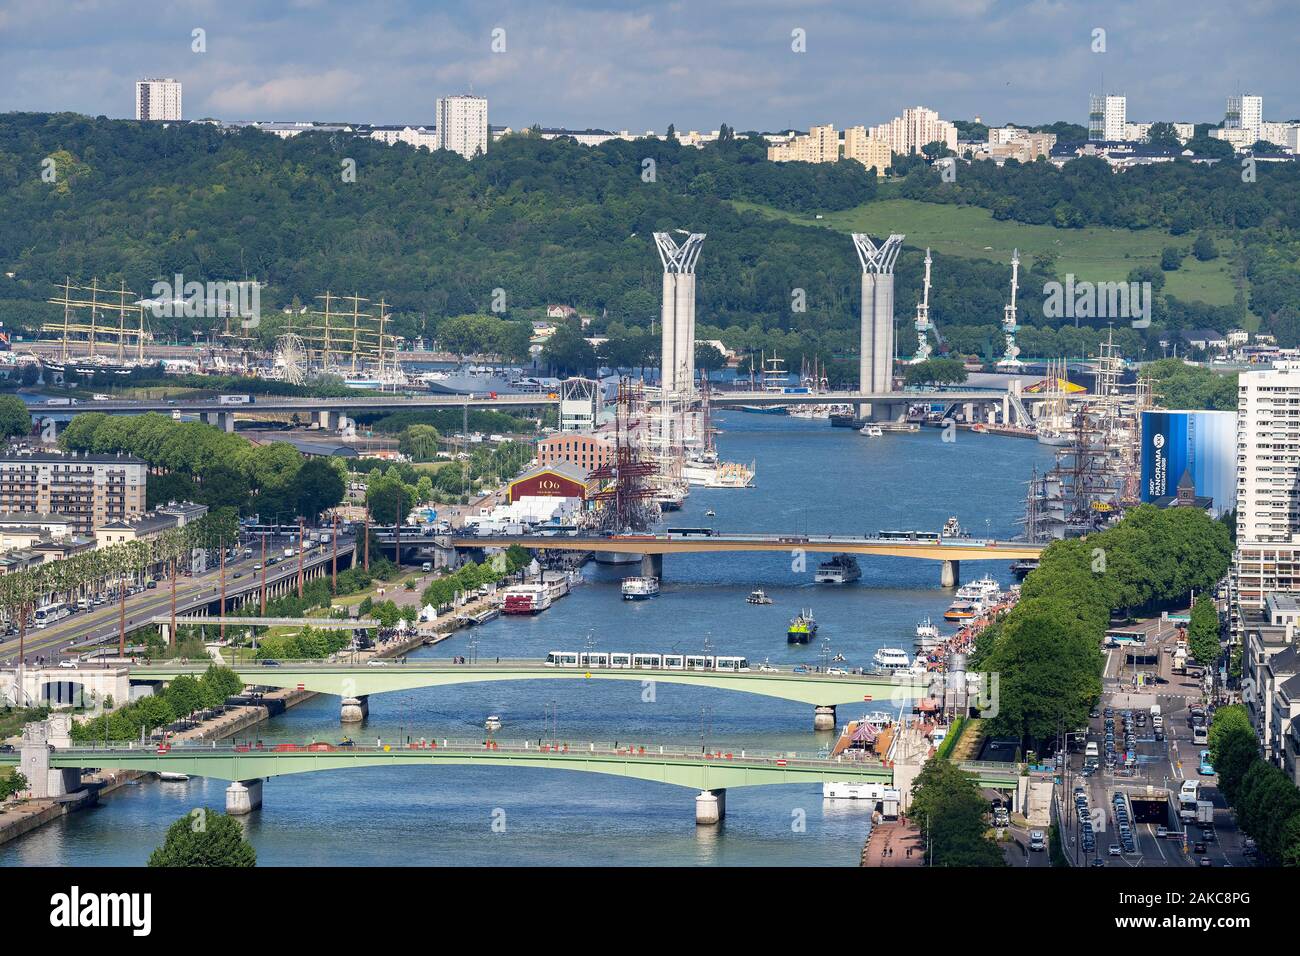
[[1123, 121, 1194, 144], [767, 124, 839, 163], [842, 126, 891, 175], [434, 94, 489, 159], [0, 451, 146, 535], [1088, 93, 1127, 141], [135, 78, 182, 121], [972, 129, 1055, 165], [869, 107, 957, 155], [369, 125, 437, 150], [1226, 94, 1264, 141]]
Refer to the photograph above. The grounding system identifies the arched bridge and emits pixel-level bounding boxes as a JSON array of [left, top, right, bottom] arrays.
[[130, 660, 934, 707]]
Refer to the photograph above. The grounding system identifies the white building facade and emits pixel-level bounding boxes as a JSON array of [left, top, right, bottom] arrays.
[[435, 95, 489, 159], [136, 78, 182, 121], [1088, 94, 1126, 141]]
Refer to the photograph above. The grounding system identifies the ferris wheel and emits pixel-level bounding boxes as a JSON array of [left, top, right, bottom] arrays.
[[275, 332, 308, 385]]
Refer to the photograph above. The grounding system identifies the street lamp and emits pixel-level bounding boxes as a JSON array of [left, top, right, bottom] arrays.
[[699, 705, 713, 754]]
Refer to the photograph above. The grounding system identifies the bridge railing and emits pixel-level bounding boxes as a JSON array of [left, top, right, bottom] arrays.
[[59, 738, 891, 769]]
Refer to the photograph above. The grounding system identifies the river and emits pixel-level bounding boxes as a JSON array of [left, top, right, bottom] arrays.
[[2, 412, 1054, 866]]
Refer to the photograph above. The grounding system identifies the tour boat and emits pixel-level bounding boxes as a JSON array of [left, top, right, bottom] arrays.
[[871, 647, 912, 673], [747, 589, 773, 605], [484, 715, 502, 731], [814, 554, 861, 584], [955, 575, 1001, 603], [500, 584, 552, 615], [914, 618, 943, 650], [859, 425, 884, 437], [788, 609, 818, 644], [621, 576, 660, 600], [157, 772, 190, 783], [943, 600, 980, 622]]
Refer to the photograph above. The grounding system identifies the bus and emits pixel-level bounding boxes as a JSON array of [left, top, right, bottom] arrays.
[[665, 527, 715, 538], [34, 602, 70, 628], [1179, 779, 1201, 820]]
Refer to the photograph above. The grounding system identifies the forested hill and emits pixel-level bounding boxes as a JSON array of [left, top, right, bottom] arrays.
[[0, 111, 1064, 357], [0, 113, 877, 333]]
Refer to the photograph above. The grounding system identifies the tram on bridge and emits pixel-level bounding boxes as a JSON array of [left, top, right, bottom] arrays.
[[544, 651, 750, 672]]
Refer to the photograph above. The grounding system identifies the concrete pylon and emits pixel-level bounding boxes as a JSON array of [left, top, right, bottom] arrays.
[[695, 788, 726, 825], [225, 779, 263, 815], [813, 705, 837, 732], [851, 234, 904, 420], [654, 232, 706, 394]]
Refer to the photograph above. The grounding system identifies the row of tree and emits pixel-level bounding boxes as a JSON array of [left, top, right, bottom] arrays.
[[975, 505, 1231, 746], [1208, 704, 1300, 865], [421, 549, 533, 610], [71, 665, 244, 742], [0, 508, 240, 652], [59, 412, 346, 519]]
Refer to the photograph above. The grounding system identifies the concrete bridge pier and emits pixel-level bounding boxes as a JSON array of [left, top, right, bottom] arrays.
[[641, 553, 663, 579], [813, 705, 837, 732], [225, 778, 263, 815], [695, 788, 726, 825], [312, 410, 340, 431], [940, 559, 960, 588], [200, 410, 235, 433], [340, 695, 369, 723]]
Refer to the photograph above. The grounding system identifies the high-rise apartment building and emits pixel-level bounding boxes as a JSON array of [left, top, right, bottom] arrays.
[[766, 124, 839, 163], [842, 126, 891, 175], [868, 107, 957, 156], [0, 451, 146, 535], [1226, 94, 1264, 141], [434, 94, 489, 159], [1088, 94, 1127, 141], [135, 78, 182, 121]]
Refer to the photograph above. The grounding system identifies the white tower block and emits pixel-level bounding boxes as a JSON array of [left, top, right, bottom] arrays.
[[654, 231, 706, 394], [851, 234, 904, 396]]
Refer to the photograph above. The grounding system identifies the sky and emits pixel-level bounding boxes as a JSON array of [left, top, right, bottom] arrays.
[[3, 0, 1298, 131]]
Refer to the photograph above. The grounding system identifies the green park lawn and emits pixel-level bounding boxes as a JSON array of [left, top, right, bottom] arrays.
[[730, 196, 1242, 308]]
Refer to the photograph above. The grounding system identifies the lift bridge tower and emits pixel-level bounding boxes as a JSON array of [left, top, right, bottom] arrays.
[[851, 233, 904, 420], [909, 247, 934, 364], [654, 231, 706, 395]]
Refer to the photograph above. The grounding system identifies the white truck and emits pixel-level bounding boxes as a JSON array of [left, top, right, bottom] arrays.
[[44, 397, 75, 406], [217, 394, 253, 405]]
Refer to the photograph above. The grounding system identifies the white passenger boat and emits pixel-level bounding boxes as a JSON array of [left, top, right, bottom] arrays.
[[871, 647, 912, 673], [914, 618, 943, 650], [859, 425, 883, 437], [158, 772, 190, 782], [621, 576, 660, 600], [484, 715, 502, 731]]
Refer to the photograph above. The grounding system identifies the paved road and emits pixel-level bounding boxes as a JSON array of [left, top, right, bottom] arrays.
[[0, 534, 357, 665], [1054, 621, 1250, 869]]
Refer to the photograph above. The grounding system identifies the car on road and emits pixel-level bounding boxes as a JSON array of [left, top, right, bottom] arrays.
[[1198, 750, 1216, 775], [1193, 842, 1206, 854], [1199, 857, 1212, 867], [260, 659, 281, 667], [1156, 825, 1168, 838], [57, 659, 78, 668], [366, 659, 390, 667], [792, 665, 811, 674], [253, 563, 263, 571], [145, 580, 157, 589], [826, 667, 848, 676], [1108, 844, 1122, 856], [1201, 828, 1215, 842], [233, 572, 243, 579], [1029, 830, 1045, 851]]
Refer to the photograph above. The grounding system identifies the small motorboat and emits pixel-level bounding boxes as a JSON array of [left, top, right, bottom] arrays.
[[747, 589, 773, 605], [859, 425, 883, 437], [484, 715, 502, 731], [157, 772, 190, 783], [705, 509, 716, 517]]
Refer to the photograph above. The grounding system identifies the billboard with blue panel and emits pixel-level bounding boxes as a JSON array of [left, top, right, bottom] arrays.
[[1140, 410, 1236, 517]]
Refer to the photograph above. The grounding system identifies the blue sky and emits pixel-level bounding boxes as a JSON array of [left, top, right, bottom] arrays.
[[4, 0, 1297, 130]]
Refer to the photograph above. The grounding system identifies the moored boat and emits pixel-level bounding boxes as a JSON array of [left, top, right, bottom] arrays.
[[871, 647, 912, 674], [747, 588, 773, 605]]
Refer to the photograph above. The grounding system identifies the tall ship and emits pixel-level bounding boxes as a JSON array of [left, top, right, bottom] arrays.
[[738, 352, 792, 415], [788, 609, 818, 644], [814, 554, 861, 584]]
